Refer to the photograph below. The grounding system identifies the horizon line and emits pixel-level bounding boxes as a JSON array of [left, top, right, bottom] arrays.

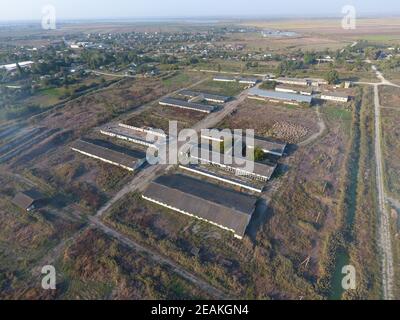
[[1, 12, 400, 23]]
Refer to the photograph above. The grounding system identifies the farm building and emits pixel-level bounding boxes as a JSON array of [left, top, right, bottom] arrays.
[[238, 77, 260, 86], [189, 144, 277, 182], [179, 165, 264, 193], [71, 140, 146, 172], [0, 61, 34, 72], [100, 123, 164, 149], [275, 77, 310, 86], [248, 137, 287, 157], [142, 174, 258, 239], [159, 97, 215, 113], [213, 75, 237, 82], [12, 190, 45, 212], [275, 85, 313, 96], [178, 90, 231, 103], [306, 78, 328, 86], [320, 92, 350, 103], [248, 88, 313, 105], [200, 130, 287, 157]]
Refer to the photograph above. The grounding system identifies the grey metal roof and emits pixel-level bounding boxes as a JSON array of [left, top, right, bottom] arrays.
[[276, 77, 309, 84], [213, 75, 236, 81], [190, 144, 277, 180], [250, 136, 287, 156], [71, 140, 145, 169], [321, 91, 349, 98], [239, 77, 260, 83], [178, 90, 230, 102], [159, 97, 215, 113], [249, 88, 313, 104], [143, 174, 257, 237]]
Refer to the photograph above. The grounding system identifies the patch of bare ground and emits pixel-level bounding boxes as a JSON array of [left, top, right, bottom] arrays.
[[218, 99, 320, 144]]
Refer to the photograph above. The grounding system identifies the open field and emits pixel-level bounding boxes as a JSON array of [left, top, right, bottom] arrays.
[[241, 18, 400, 38], [2, 228, 209, 299], [190, 79, 248, 97], [381, 108, 400, 197], [0, 171, 85, 299], [379, 86, 400, 109]]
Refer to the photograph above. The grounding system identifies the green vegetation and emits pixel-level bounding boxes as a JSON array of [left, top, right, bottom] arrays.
[[192, 79, 245, 96], [325, 69, 340, 85], [259, 81, 277, 90]]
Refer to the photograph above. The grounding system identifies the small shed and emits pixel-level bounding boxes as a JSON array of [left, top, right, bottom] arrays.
[[12, 190, 45, 212]]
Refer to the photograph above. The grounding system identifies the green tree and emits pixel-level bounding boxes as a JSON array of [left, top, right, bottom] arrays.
[[303, 52, 316, 65], [325, 69, 340, 84], [253, 147, 265, 162]]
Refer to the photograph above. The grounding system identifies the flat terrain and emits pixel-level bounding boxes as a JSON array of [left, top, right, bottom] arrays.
[[217, 99, 320, 144]]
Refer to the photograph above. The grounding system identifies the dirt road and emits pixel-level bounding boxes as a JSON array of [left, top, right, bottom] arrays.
[[360, 61, 399, 299], [90, 217, 229, 299]]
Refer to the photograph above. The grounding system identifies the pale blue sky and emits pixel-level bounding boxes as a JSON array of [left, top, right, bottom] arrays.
[[1, 0, 400, 21]]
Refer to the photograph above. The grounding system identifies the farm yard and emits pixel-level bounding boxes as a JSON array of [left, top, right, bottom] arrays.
[[217, 98, 321, 144]]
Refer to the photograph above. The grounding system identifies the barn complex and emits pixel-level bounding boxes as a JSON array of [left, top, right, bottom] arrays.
[[71, 140, 146, 172], [142, 174, 258, 239], [248, 88, 313, 105], [178, 90, 231, 103], [159, 97, 216, 113]]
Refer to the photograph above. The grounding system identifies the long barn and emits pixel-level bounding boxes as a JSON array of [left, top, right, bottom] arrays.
[[142, 174, 258, 239]]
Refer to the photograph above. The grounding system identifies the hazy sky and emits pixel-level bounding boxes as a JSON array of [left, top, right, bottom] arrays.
[[1, 0, 400, 21]]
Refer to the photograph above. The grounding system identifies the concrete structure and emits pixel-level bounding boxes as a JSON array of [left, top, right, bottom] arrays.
[[238, 77, 260, 86], [306, 78, 328, 87], [213, 75, 237, 82], [188, 144, 277, 182], [179, 165, 264, 193], [0, 61, 34, 72], [159, 97, 215, 114], [248, 88, 313, 105], [71, 140, 146, 172], [12, 190, 45, 212], [178, 90, 231, 103], [275, 77, 309, 86], [320, 92, 350, 103], [275, 85, 313, 96], [142, 174, 258, 239], [201, 130, 287, 157], [248, 137, 287, 157], [100, 124, 164, 149]]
